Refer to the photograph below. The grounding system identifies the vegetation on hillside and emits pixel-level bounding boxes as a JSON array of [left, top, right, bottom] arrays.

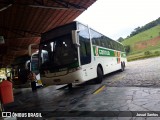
[[129, 17, 160, 37], [119, 17, 160, 61], [117, 17, 160, 42], [122, 25, 160, 53]]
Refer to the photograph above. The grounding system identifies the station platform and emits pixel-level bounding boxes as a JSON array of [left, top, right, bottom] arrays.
[[2, 84, 160, 119]]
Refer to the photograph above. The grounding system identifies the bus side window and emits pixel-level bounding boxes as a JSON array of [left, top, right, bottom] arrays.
[[92, 39, 96, 44], [101, 36, 106, 47], [90, 29, 102, 46]]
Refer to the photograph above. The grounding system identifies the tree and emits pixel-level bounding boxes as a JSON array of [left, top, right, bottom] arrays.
[[124, 45, 130, 54], [117, 37, 124, 42], [129, 17, 160, 37]]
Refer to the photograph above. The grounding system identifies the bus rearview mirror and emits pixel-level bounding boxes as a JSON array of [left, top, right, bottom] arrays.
[[28, 44, 38, 56], [72, 30, 80, 47], [25, 60, 30, 70]]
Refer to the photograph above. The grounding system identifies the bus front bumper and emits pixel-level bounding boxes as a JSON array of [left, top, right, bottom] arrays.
[[41, 70, 83, 85]]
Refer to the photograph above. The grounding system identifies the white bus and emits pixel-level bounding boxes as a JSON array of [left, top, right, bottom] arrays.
[[39, 21, 127, 88]]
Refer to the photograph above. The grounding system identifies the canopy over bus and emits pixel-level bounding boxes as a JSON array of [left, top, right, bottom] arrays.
[[0, 0, 96, 67]]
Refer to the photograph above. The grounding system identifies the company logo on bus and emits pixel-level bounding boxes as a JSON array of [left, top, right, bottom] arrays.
[[94, 46, 111, 56], [99, 49, 110, 56]]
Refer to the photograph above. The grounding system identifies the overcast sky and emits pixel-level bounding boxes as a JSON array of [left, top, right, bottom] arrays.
[[76, 0, 160, 40]]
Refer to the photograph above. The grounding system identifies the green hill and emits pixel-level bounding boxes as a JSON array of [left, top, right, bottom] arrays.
[[122, 25, 160, 61]]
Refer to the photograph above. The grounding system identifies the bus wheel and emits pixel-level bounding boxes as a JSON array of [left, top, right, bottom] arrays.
[[95, 67, 103, 84], [120, 62, 124, 72], [68, 83, 72, 90], [123, 62, 126, 68]]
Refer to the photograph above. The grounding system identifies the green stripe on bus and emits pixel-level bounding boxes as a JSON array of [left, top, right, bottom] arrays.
[[93, 46, 126, 58], [93, 46, 115, 57]]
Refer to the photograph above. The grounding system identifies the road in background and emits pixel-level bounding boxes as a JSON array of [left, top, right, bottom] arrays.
[[103, 57, 160, 87]]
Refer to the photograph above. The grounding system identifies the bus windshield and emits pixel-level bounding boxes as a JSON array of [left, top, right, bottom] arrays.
[[39, 34, 78, 72]]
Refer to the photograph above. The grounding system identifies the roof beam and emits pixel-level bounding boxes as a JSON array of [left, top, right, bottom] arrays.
[[0, 4, 12, 12], [28, 4, 85, 11], [8, 47, 28, 51], [33, 0, 44, 5], [54, 0, 86, 10], [5, 36, 40, 40]]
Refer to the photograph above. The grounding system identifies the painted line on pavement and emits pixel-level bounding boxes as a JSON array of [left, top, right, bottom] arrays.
[[93, 85, 106, 94]]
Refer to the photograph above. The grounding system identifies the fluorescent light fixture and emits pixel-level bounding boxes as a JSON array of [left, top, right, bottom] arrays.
[[0, 4, 12, 12], [0, 36, 5, 44]]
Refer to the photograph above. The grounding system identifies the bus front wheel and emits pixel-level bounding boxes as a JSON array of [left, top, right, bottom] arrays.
[[68, 83, 72, 90], [120, 62, 125, 72], [95, 67, 103, 84]]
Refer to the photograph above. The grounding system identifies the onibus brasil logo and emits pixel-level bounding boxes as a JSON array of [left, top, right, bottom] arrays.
[[2, 112, 42, 118]]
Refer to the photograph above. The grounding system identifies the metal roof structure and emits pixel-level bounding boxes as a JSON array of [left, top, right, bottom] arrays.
[[0, 0, 96, 67]]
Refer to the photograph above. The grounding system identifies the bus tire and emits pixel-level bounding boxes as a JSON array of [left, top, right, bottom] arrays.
[[120, 62, 124, 72], [123, 62, 126, 68], [95, 66, 103, 84], [68, 83, 72, 90]]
